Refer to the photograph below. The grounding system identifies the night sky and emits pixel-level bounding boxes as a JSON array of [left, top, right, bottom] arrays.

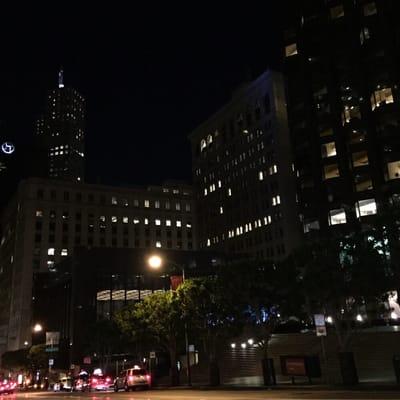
[[0, 7, 287, 188]]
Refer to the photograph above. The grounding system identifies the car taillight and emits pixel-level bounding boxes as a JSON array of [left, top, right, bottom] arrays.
[[106, 377, 110, 382]]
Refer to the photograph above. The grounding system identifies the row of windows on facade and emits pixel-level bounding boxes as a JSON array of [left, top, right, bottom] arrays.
[[303, 198, 378, 232], [205, 212, 284, 247], [36, 189, 191, 210], [285, 2, 378, 58], [198, 94, 272, 153], [34, 240, 194, 271], [35, 210, 192, 228]]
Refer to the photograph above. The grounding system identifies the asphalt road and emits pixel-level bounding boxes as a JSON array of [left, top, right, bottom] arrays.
[[7, 389, 400, 400]]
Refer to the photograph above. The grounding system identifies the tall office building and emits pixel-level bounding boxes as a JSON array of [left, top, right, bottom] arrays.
[[283, 0, 400, 235], [0, 178, 196, 352], [189, 70, 302, 260], [36, 70, 85, 182]]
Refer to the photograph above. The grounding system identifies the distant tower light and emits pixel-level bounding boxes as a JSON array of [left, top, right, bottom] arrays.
[[58, 69, 64, 88]]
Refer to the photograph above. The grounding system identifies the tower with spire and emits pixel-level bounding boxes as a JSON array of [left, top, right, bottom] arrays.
[[36, 69, 85, 182]]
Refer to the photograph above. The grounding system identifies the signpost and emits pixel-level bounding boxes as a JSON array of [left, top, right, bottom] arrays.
[[314, 314, 328, 383], [45, 331, 60, 352]]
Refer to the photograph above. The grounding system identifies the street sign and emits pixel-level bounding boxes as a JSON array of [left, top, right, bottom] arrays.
[[314, 314, 327, 336], [49, 359, 54, 366], [149, 351, 156, 359]]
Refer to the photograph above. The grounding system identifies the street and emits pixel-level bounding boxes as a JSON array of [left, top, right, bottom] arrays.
[[7, 389, 400, 400]]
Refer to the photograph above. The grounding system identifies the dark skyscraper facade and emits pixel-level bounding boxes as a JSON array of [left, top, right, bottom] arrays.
[[36, 70, 85, 182], [283, 0, 400, 236], [189, 71, 302, 261]]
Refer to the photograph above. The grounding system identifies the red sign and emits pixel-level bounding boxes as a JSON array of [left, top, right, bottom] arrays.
[[170, 275, 183, 290]]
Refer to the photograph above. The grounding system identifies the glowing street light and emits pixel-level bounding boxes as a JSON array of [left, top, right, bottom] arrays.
[[33, 323, 43, 333], [326, 316, 333, 324], [148, 255, 162, 270]]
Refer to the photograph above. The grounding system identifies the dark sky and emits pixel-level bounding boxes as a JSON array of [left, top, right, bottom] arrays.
[[0, 7, 285, 187]]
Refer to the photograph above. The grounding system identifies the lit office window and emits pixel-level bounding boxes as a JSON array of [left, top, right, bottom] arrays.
[[175, 202, 181, 211], [155, 219, 161, 226], [285, 43, 298, 57], [228, 188, 232, 197], [123, 217, 129, 224], [144, 218, 149, 225], [155, 200, 160, 209], [370, 87, 394, 110], [144, 200, 150, 208], [356, 199, 377, 217], [204, 188, 208, 196], [156, 241, 162, 248], [133, 218, 140, 224], [185, 203, 191, 212], [323, 164, 340, 180], [100, 216, 106, 222], [321, 142, 337, 158], [61, 249, 68, 256], [220, 206, 224, 214], [165, 201, 171, 210], [328, 209, 347, 225], [258, 171, 264, 181], [387, 161, 400, 180], [166, 219, 171, 226], [48, 248, 55, 256], [36, 210, 43, 218], [112, 216, 117, 223], [352, 151, 369, 167], [330, 4, 344, 19], [47, 260, 55, 270], [111, 196, 117, 205], [176, 220, 182, 227]]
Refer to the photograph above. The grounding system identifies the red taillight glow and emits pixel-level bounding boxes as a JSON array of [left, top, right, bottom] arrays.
[[146, 374, 151, 382], [106, 377, 111, 382], [128, 376, 134, 381], [92, 378, 97, 383]]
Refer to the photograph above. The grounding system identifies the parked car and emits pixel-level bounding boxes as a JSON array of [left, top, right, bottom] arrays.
[[114, 366, 151, 391], [0, 379, 17, 394], [90, 373, 113, 391]]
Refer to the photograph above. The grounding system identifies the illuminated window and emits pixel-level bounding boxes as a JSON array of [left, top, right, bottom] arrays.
[[321, 142, 337, 158], [220, 206, 224, 214], [355, 174, 373, 191], [111, 196, 117, 205], [352, 151, 369, 167], [112, 216, 117, 223], [176, 220, 182, 227], [47, 260, 55, 270], [349, 130, 366, 144], [165, 201, 170, 210], [364, 2, 377, 16], [207, 134, 213, 145], [228, 188, 232, 197], [328, 209, 347, 225], [155, 219, 161, 226], [342, 105, 361, 124], [123, 217, 128, 224], [100, 215, 106, 222], [207, 239, 211, 247], [370, 88, 394, 110], [200, 139, 207, 152], [330, 4, 344, 19], [175, 202, 181, 211], [185, 203, 191, 212], [186, 223, 192, 228], [166, 219, 171, 226], [61, 249, 68, 256], [204, 188, 208, 196], [48, 248, 55, 256], [356, 199, 377, 217], [36, 210, 43, 218], [122, 198, 129, 207], [272, 195, 281, 206], [155, 200, 160, 209], [218, 180, 222, 188], [323, 164, 340, 180], [156, 241, 162, 248], [303, 220, 320, 233], [269, 165, 278, 175], [319, 128, 333, 139], [144, 200, 150, 208], [387, 161, 400, 180], [144, 218, 149, 225], [285, 43, 298, 57], [258, 171, 264, 181], [133, 218, 140, 224]]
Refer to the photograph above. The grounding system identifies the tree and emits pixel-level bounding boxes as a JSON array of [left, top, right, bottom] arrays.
[[116, 291, 184, 386], [177, 276, 243, 386], [291, 231, 391, 384], [28, 344, 48, 372]]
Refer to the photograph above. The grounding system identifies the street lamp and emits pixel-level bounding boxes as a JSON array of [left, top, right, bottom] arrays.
[[147, 254, 191, 386], [33, 323, 43, 333]]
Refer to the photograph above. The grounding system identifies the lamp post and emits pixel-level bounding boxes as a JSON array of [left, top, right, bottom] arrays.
[[147, 255, 192, 386]]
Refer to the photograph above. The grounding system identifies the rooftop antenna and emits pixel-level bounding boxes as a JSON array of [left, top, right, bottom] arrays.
[[58, 68, 64, 88]]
